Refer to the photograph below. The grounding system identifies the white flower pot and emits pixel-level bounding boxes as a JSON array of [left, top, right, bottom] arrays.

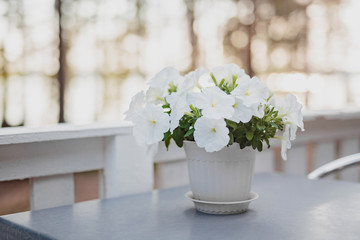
[[184, 141, 256, 202]]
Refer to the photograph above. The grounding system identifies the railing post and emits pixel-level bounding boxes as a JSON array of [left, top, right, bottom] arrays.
[[101, 135, 154, 198], [101, 136, 120, 198]]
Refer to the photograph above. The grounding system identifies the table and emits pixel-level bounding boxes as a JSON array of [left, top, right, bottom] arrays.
[[1, 173, 360, 240]]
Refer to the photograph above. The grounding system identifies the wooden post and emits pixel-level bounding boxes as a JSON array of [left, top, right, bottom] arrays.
[[273, 147, 283, 173], [306, 143, 315, 174], [101, 135, 154, 198], [55, 0, 66, 123], [185, 0, 198, 70], [153, 163, 159, 189]]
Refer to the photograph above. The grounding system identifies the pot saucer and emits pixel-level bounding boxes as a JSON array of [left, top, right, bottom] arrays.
[[185, 191, 259, 215]]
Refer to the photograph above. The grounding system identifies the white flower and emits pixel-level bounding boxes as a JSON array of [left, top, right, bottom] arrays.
[[195, 86, 235, 119], [211, 63, 245, 85], [275, 94, 304, 140], [133, 104, 170, 145], [228, 96, 265, 124], [148, 67, 180, 89], [178, 67, 209, 93], [194, 117, 229, 152], [145, 87, 167, 105], [228, 97, 253, 123], [236, 73, 251, 83], [166, 92, 189, 132], [252, 103, 265, 119], [186, 92, 200, 106], [126, 65, 302, 160], [231, 77, 269, 107], [124, 91, 145, 121], [280, 125, 292, 160]]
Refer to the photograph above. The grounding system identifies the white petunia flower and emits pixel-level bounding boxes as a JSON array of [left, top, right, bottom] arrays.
[[124, 91, 145, 121], [228, 96, 266, 123], [236, 73, 251, 83], [178, 67, 209, 93], [166, 92, 190, 132], [252, 103, 265, 119], [280, 125, 292, 160], [231, 77, 269, 107], [145, 87, 167, 105], [228, 97, 253, 123], [194, 117, 229, 152], [132, 104, 170, 145], [148, 67, 180, 89], [211, 63, 245, 85], [195, 86, 235, 119], [275, 94, 304, 140]]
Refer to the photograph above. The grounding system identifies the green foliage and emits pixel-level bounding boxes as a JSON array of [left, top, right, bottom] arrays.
[[226, 105, 284, 151]]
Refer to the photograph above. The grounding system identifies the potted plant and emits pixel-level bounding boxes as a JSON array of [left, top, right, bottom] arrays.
[[125, 64, 304, 214]]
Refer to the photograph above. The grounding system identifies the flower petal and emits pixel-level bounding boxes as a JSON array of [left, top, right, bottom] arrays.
[[148, 67, 180, 89], [211, 63, 245, 85], [196, 87, 235, 119], [194, 117, 229, 152], [124, 91, 145, 121], [133, 104, 170, 145]]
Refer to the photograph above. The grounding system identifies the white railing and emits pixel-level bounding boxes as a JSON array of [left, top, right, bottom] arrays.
[[1, 110, 360, 212], [154, 110, 360, 188], [0, 124, 153, 211]]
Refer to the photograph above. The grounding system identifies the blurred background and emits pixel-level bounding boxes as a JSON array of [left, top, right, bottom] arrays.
[[0, 0, 360, 128]]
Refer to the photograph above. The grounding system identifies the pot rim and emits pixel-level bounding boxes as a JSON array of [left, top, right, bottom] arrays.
[[183, 140, 256, 152]]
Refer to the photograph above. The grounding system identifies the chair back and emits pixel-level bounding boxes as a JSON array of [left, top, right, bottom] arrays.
[[307, 153, 360, 180]]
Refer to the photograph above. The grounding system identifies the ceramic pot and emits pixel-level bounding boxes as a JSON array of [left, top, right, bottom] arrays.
[[184, 141, 256, 202]]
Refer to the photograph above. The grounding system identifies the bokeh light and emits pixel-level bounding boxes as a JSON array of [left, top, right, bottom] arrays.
[[0, 0, 359, 127]]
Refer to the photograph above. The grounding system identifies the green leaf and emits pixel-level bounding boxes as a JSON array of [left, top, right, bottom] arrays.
[[184, 128, 194, 138], [251, 141, 257, 150], [240, 140, 247, 149], [168, 82, 177, 93], [256, 122, 265, 130], [162, 103, 170, 109], [228, 132, 234, 145], [218, 78, 225, 88], [225, 119, 237, 130], [179, 120, 190, 129], [233, 127, 245, 139], [256, 141, 263, 151], [162, 131, 171, 141], [210, 73, 218, 86], [189, 104, 197, 112], [172, 127, 185, 148], [265, 138, 270, 148], [232, 75, 237, 87], [165, 135, 172, 149], [163, 131, 172, 150], [246, 130, 254, 141]]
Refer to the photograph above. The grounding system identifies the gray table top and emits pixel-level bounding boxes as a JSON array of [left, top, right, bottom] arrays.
[[1, 173, 360, 240]]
